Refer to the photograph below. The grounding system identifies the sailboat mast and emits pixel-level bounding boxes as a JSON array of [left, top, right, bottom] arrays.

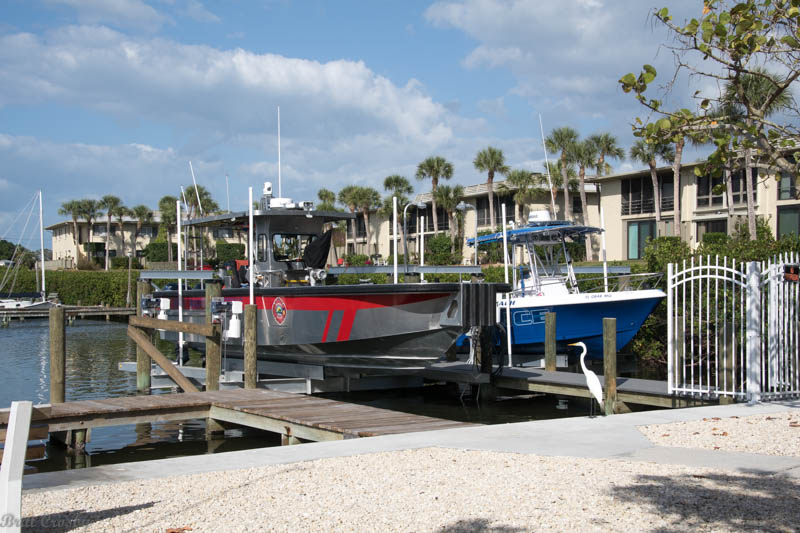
[[538, 115, 558, 218], [38, 190, 45, 300]]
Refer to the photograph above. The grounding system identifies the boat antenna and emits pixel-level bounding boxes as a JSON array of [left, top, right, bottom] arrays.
[[539, 114, 558, 218], [179, 186, 189, 213], [188, 161, 204, 216], [225, 173, 230, 213], [39, 190, 45, 300], [277, 105, 281, 198]]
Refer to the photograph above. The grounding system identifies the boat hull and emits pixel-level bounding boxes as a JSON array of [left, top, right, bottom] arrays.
[[154, 284, 477, 370], [498, 290, 664, 358]]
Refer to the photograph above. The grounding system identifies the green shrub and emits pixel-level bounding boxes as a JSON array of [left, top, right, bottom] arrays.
[[344, 254, 369, 266], [216, 242, 245, 264], [110, 256, 142, 269], [144, 242, 178, 262], [426, 234, 459, 265], [0, 268, 140, 306]]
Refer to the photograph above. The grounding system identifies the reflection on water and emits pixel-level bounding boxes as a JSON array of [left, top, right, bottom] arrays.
[[1, 318, 594, 473]]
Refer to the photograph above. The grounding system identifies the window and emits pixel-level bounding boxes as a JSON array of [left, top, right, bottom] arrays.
[[779, 172, 797, 200], [257, 233, 268, 262], [404, 211, 418, 234], [347, 217, 366, 239], [731, 168, 758, 204], [92, 224, 111, 236], [696, 219, 727, 241], [272, 234, 314, 262], [697, 174, 724, 207], [424, 206, 449, 232], [213, 228, 233, 239], [140, 225, 157, 238], [627, 220, 656, 260], [622, 174, 674, 215], [476, 197, 514, 227], [778, 206, 800, 238], [572, 196, 583, 215]]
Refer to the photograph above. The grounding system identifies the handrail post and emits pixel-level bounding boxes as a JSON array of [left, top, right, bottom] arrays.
[[244, 304, 257, 389], [603, 317, 617, 416], [135, 280, 152, 392], [204, 281, 222, 391], [49, 307, 65, 404], [545, 312, 556, 371]]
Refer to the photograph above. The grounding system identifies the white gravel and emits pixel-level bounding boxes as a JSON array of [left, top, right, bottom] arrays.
[[21, 447, 800, 532], [639, 411, 800, 456]]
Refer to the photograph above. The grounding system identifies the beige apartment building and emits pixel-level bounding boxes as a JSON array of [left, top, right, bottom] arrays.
[[47, 212, 243, 266], [591, 161, 800, 261]]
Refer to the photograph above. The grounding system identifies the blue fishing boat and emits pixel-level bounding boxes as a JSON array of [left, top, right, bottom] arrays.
[[463, 213, 664, 359]]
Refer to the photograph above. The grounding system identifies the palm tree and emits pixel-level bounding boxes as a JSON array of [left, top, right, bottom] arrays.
[[183, 184, 219, 219], [131, 205, 153, 258], [98, 195, 122, 270], [546, 127, 579, 221], [629, 140, 675, 226], [572, 141, 598, 259], [381, 175, 413, 259], [416, 156, 454, 234], [338, 185, 361, 254], [58, 200, 82, 251], [77, 199, 100, 262], [158, 195, 178, 263], [588, 133, 625, 176], [113, 205, 131, 259], [353, 187, 381, 256], [317, 188, 337, 211], [543, 160, 577, 217], [501, 169, 545, 225], [473, 147, 509, 232], [721, 67, 793, 240], [433, 184, 464, 251]]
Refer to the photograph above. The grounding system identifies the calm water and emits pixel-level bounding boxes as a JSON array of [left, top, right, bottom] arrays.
[[1, 319, 591, 472]]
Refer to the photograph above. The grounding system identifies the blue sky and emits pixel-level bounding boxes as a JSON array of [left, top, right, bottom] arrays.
[[0, 0, 710, 249]]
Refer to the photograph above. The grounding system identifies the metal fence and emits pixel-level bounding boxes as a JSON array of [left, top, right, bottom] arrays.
[[667, 253, 800, 402]]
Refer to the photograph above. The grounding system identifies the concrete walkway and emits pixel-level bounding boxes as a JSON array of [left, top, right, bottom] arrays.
[[24, 399, 800, 492]]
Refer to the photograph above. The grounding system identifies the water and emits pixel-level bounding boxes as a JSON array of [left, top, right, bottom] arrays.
[[1, 318, 593, 472]]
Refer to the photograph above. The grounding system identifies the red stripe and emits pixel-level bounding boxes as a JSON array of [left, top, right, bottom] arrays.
[[337, 310, 356, 341], [321, 311, 333, 342]]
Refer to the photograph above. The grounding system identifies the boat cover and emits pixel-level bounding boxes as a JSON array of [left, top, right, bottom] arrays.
[[466, 221, 603, 246]]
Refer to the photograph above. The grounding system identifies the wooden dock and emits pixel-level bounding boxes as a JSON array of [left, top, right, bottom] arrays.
[[0, 389, 475, 446], [423, 362, 709, 409]]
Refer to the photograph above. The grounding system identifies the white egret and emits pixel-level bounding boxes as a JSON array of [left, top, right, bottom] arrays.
[[570, 342, 603, 416]]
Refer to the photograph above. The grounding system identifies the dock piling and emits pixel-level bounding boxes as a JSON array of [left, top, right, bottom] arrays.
[[48, 307, 65, 405], [135, 280, 153, 392], [603, 318, 617, 416], [204, 281, 222, 392], [545, 312, 557, 371], [244, 304, 257, 389]]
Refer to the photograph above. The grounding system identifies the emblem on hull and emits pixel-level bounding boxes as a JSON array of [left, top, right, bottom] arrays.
[[272, 297, 287, 324]]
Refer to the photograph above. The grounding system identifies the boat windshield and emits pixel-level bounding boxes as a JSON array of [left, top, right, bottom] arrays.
[[272, 234, 315, 263]]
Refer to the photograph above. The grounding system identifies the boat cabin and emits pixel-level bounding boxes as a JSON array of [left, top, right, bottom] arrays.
[[185, 182, 354, 287]]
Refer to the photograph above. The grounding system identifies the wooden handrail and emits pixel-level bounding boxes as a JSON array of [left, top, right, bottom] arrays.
[[129, 315, 217, 337]]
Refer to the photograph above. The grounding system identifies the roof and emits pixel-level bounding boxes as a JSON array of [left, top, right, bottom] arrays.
[[588, 160, 705, 183], [183, 209, 354, 227], [413, 178, 599, 203]]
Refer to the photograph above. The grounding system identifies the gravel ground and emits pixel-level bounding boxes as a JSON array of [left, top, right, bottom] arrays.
[[639, 411, 800, 456], [21, 447, 800, 533]]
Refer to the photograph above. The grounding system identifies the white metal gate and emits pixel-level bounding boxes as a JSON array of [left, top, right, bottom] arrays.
[[667, 253, 800, 401]]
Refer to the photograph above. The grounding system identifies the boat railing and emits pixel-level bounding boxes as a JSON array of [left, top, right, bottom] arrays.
[[578, 272, 664, 293]]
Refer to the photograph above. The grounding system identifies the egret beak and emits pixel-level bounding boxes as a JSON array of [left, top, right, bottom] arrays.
[[568, 342, 579, 346]]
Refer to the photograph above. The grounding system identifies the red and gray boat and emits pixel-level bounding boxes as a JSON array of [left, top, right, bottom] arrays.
[[150, 183, 506, 371]]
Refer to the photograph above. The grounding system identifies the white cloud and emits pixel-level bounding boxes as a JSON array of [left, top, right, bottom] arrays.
[[426, 0, 705, 131], [180, 0, 220, 23], [0, 26, 454, 146], [45, 0, 169, 31], [477, 96, 506, 117]]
